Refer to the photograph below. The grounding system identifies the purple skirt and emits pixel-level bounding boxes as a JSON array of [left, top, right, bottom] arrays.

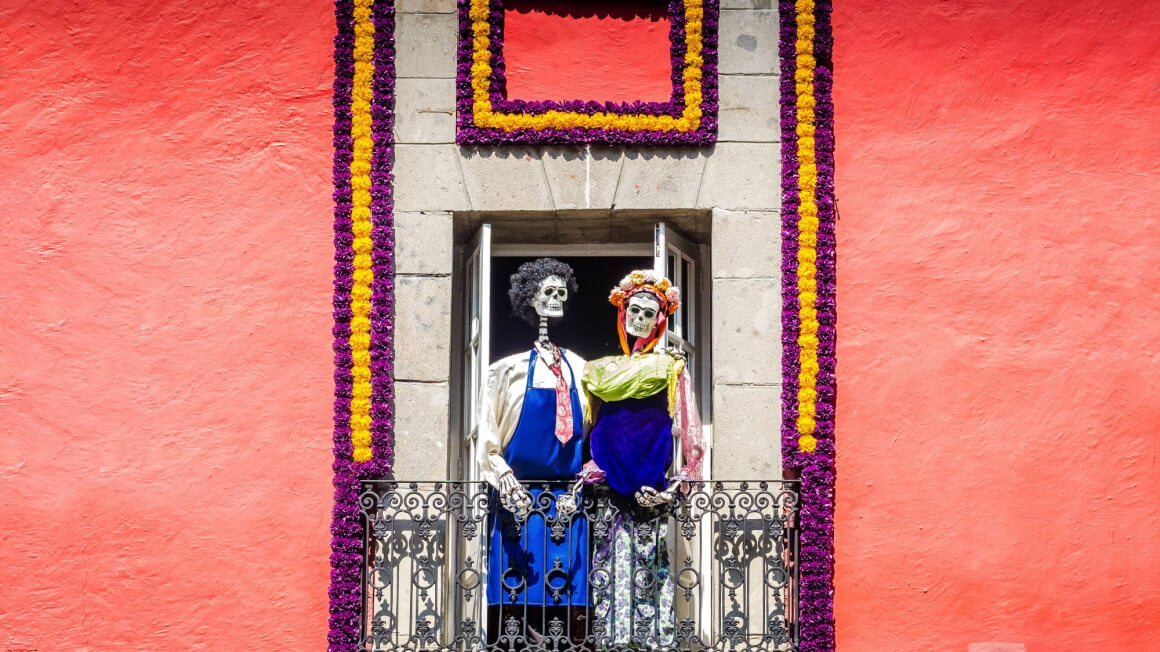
[[589, 393, 674, 496]]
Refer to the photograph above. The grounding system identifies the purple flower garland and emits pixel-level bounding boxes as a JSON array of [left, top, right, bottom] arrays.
[[328, 2, 359, 645], [780, 0, 837, 649], [328, 0, 395, 649], [367, 0, 397, 483], [455, 0, 719, 145], [325, 0, 833, 647]]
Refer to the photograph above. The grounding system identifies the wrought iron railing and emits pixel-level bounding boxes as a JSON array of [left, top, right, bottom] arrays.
[[359, 480, 800, 651]]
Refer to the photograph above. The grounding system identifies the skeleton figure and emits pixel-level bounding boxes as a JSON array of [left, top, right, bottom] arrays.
[[580, 269, 704, 647], [620, 291, 682, 506], [492, 272, 568, 514], [477, 258, 590, 625], [584, 269, 702, 504]]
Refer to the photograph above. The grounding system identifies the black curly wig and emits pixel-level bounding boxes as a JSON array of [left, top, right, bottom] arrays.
[[508, 258, 579, 327]]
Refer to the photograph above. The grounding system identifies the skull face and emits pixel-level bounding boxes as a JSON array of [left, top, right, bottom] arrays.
[[624, 293, 662, 338], [532, 275, 568, 318]]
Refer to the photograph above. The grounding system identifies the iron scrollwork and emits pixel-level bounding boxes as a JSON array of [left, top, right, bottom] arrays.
[[358, 480, 800, 651]]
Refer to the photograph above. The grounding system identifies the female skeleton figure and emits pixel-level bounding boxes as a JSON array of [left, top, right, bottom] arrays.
[[477, 258, 590, 645], [581, 270, 704, 648]]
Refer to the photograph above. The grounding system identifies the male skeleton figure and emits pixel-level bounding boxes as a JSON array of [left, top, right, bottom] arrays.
[[477, 258, 590, 645]]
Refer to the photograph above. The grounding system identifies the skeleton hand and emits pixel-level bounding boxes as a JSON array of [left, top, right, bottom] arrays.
[[635, 485, 677, 508], [556, 476, 586, 517], [634, 474, 688, 508], [498, 471, 532, 518]]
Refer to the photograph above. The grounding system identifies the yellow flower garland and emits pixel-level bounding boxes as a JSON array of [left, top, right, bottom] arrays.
[[349, 0, 376, 462], [793, 0, 820, 453], [468, 0, 706, 133]]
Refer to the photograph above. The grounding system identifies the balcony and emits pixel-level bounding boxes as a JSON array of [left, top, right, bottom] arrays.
[[358, 480, 800, 651]]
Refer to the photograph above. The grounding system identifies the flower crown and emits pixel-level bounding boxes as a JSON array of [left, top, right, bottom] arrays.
[[608, 270, 681, 315]]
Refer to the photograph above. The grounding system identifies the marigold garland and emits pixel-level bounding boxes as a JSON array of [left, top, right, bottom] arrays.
[[348, 0, 376, 463], [324, 0, 835, 647], [780, 0, 837, 648], [456, 0, 719, 145], [793, 0, 820, 455]]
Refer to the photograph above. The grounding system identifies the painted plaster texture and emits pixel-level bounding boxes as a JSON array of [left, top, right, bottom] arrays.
[[834, 0, 1160, 649], [0, 0, 335, 648], [10, 0, 1155, 649], [501, 0, 675, 103]]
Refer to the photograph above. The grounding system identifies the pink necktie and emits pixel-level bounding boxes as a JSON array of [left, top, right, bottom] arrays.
[[543, 346, 574, 445]]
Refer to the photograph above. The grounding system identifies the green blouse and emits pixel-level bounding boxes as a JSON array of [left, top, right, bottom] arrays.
[[582, 352, 683, 405]]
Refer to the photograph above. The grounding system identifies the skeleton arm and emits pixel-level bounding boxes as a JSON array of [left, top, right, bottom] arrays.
[[635, 364, 703, 507], [478, 361, 532, 517], [671, 365, 704, 482]]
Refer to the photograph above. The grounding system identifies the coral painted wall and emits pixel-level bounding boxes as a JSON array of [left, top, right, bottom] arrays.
[[0, 0, 336, 648], [4, 0, 1158, 649], [502, 0, 673, 103], [832, 0, 1160, 649]]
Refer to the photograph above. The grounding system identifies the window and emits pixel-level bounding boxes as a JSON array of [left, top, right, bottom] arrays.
[[454, 221, 708, 482]]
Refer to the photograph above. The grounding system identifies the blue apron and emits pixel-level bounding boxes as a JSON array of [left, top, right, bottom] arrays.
[[487, 348, 588, 606]]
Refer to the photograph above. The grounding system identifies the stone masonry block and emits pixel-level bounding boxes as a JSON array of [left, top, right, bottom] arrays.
[[711, 208, 780, 278], [553, 214, 618, 243], [711, 383, 783, 478], [396, 13, 457, 79], [394, 78, 456, 144], [698, 143, 779, 210], [394, 275, 452, 381], [397, 0, 456, 13], [614, 149, 707, 209], [721, 0, 773, 9], [391, 381, 451, 481], [394, 211, 453, 276], [489, 218, 558, 244], [718, 75, 780, 143], [540, 146, 624, 210], [394, 145, 469, 212], [711, 277, 781, 385], [718, 10, 778, 75], [459, 147, 554, 212]]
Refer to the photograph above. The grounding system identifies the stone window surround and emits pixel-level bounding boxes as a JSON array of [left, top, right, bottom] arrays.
[[391, 205, 782, 482], [389, 0, 785, 483]]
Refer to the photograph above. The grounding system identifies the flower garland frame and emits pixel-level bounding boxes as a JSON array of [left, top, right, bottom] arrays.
[[780, 0, 837, 649], [326, 0, 835, 647], [455, 0, 719, 145], [329, 0, 395, 648]]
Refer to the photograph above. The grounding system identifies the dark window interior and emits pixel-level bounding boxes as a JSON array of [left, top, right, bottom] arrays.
[[489, 255, 651, 362]]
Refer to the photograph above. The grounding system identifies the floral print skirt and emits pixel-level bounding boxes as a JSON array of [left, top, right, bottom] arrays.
[[591, 509, 675, 648]]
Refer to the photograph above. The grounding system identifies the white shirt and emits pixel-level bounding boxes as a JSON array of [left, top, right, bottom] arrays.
[[476, 345, 589, 488]]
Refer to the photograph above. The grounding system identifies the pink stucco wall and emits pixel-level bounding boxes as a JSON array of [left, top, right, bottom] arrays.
[[833, 0, 1160, 649], [1, 0, 336, 648], [502, 0, 673, 103]]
